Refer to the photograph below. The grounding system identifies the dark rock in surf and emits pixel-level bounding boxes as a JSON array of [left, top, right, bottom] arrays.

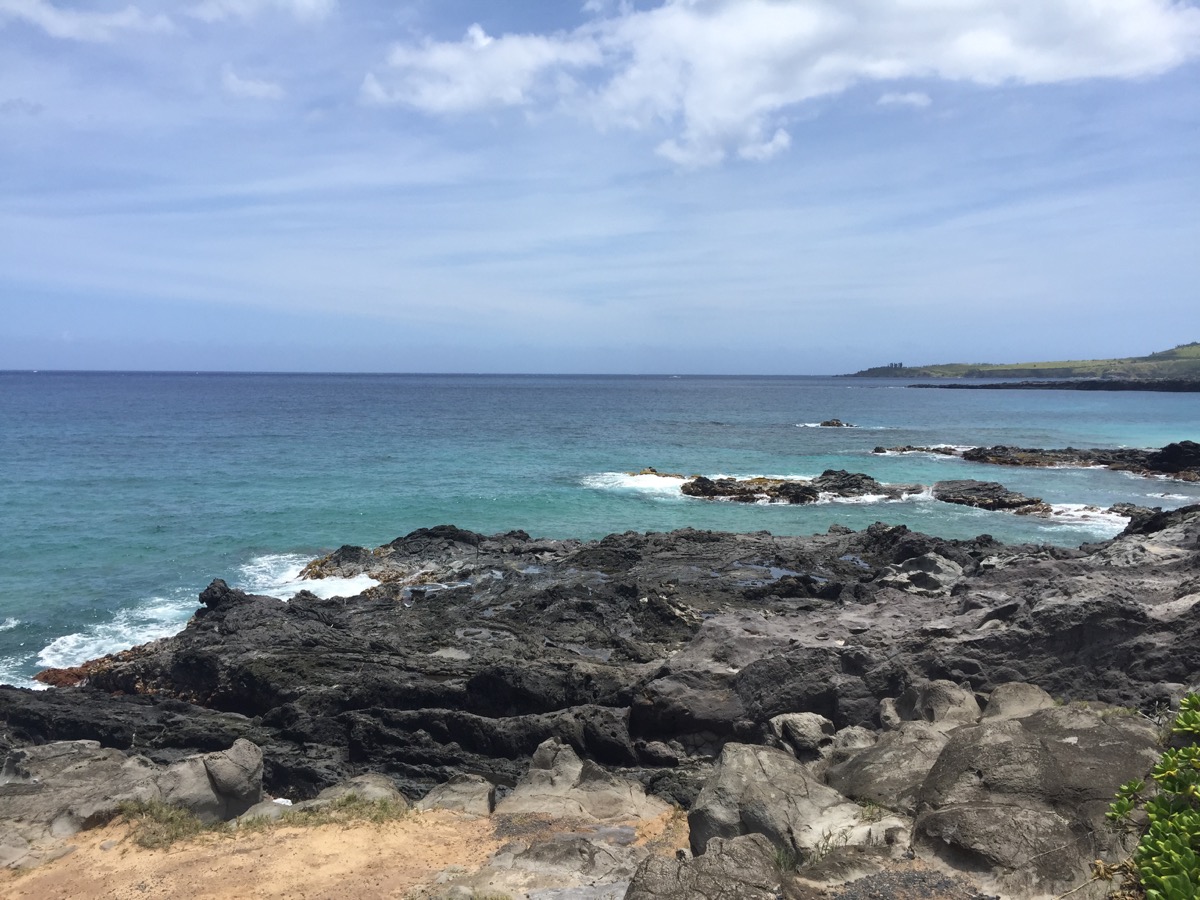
[[932, 480, 1051, 514]]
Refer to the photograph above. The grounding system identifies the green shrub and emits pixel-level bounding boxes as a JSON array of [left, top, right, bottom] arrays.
[[1107, 694, 1200, 900]]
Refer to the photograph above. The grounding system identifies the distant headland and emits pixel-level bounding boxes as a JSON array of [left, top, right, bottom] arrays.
[[844, 341, 1200, 381]]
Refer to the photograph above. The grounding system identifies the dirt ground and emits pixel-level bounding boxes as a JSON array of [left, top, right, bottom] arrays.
[[1, 810, 504, 900]]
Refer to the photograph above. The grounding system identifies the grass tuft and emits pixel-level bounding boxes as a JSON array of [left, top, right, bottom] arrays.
[[117, 800, 230, 849], [119, 793, 412, 849]]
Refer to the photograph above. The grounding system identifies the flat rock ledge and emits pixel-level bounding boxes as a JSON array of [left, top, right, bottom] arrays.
[[4, 508, 1200, 897]]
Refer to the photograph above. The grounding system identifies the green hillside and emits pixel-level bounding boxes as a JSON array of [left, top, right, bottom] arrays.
[[849, 342, 1200, 379]]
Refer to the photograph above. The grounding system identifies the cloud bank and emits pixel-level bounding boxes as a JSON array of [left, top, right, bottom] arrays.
[[364, 0, 1200, 165], [0, 0, 170, 41]]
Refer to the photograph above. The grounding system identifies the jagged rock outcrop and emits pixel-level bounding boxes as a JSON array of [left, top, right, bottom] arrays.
[[6, 514, 1197, 806], [3, 511, 1200, 894], [678, 470, 920, 504]]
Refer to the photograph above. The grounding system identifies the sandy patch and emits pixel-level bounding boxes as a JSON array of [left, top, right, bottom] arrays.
[[2, 810, 502, 900]]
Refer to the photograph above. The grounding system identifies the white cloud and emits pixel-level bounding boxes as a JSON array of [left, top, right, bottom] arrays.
[[221, 65, 284, 100], [190, 0, 334, 23], [366, 0, 1200, 165], [363, 23, 602, 111], [0, 0, 170, 41], [878, 92, 932, 108]]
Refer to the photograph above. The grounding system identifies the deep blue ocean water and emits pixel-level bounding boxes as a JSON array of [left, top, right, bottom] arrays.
[[2, 371, 1198, 688]]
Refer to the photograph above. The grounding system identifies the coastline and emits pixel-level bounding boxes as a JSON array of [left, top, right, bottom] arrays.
[[909, 378, 1200, 392], [4, 508, 1200, 896]]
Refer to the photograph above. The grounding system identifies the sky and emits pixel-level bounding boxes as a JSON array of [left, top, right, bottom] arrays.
[[1, 0, 1199, 374]]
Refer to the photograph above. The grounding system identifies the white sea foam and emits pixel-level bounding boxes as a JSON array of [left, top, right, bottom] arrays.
[[581, 472, 689, 497], [0, 618, 19, 632], [872, 445, 971, 458], [813, 492, 890, 505], [236, 553, 380, 600], [0, 655, 46, 691], [1039, 504, 1130, 534], [1151, 492, 1193, 501], [36, 598, 193, 670], [794, 423, 893, 430]]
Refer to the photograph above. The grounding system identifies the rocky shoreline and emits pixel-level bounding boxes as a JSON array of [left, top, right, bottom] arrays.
[[875, 440, 1200, 482], [909, 379, 1200, 392], [4, 509, 1200, 897]]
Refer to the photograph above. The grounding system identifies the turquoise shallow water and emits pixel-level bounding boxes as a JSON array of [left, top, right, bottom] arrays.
[[1, 371, 1198, 687]]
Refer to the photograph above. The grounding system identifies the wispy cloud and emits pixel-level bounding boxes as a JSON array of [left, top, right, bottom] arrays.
[[878, 92, 932, 109], [189, 0, 334, 23], [221, 64, 284, 100], [365, 0, 1200, 165], [0, 0, 170, 42]]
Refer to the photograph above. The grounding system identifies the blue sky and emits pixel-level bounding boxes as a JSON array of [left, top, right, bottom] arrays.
[[2, 0, 1198, 374]]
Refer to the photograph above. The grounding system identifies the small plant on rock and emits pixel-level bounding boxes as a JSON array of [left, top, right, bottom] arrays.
[[1106, 694, 1200, 900]]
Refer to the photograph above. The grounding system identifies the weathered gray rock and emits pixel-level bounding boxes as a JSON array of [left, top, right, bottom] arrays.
[[315, 772, 405, 804], [495, 739, 669, 822], [0, 741, 160, 868], [821, 726, 878, 768], [416, 774, 495, 815], [980, 682, 1056, 721], [0, 738, 263, 868], [912, 705, 1160, 896], [825, 722, 949, 815], [157, 738, 263, 822], [893, 679, 981, 732], [766, 712, 835, 761], [625, 833, 783, 900], [875, 553, 964, 596], [688, 743, 861, 859], [236, 798, 291, 823]]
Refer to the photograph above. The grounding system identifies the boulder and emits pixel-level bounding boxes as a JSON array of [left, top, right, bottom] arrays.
[[980, 682, 1056, 721], [825, 722, 949, 815], [893, 680, 981, 732], [625, 833, 783, 900], [156, 738, 263, 822], [314, 772, 406, 804], [688, 743, 861, 858], [912, 705, 1160, 896], [416, 774, 495, 815], [766, 712, 835, 761]]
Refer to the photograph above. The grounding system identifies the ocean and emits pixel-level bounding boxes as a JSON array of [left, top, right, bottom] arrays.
[[2, 371, 1198, 689]]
